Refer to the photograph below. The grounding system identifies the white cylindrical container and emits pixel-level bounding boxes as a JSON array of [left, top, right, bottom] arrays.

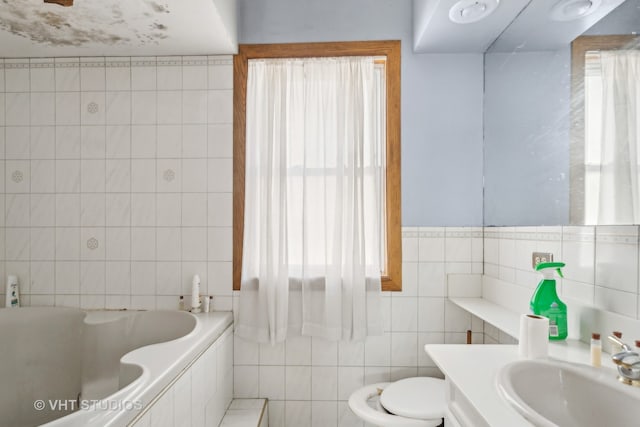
[[5, 275, 20, 308], [191, 274, 201, 313], [203, 295, 210, 313], [518, 314, 549, 359], [590, 332, 601, 367]]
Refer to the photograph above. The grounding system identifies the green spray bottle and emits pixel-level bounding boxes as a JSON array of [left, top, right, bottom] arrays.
[[530, 262, 567, 340]]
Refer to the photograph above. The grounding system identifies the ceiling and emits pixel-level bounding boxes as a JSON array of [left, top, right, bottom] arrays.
[[0, 0, 237, 57], [413, 0, 628, 53]]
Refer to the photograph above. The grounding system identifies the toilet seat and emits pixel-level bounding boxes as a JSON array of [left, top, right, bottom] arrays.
[[348, 378, 445, 427], [380, 377, 446, 420]]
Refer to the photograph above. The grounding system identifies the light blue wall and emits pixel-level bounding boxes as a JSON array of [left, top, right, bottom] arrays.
[[237, 0, 484, 226]]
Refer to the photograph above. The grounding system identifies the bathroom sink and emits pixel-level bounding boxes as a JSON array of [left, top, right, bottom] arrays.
[[496, 359, 640, 427]]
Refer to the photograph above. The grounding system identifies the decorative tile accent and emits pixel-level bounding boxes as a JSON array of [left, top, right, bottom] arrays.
[[11, 170, 24, 183], [163, 169, 175, 182], [87, 102, 99, 114], [86, 237, 99, 251]]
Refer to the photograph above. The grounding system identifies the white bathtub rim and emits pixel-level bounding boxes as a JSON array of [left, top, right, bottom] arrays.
[[40, 310, 233, 427]]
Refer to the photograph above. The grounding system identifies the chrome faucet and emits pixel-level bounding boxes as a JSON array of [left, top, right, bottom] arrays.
[[608, 335, 640, 386]]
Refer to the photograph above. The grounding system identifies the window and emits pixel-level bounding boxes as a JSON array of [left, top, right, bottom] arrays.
[[570, 35, 640, 224], [233, 41, 401, 291]]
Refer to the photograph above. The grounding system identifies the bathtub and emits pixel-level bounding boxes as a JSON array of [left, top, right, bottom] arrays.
[[0, 307, 233, 427]]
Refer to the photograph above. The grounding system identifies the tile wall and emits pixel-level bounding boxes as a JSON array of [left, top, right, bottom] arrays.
[[484, 226, 640, 321], [232, 227, 485, 427], [0, 56, 234, 310]]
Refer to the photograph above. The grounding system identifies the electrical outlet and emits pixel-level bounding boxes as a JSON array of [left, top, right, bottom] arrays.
[[532, 252, 554, 269]]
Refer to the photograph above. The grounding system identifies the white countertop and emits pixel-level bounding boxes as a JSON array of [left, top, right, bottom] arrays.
[[425, 340, 620, 427]]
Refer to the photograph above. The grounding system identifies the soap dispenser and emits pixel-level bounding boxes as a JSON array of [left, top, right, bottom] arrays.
[[530, 262, 567, 340]]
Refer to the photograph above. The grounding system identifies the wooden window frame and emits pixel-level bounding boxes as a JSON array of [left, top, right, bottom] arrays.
[[233, 40, 402, 291], [570, 35, 639, 224]]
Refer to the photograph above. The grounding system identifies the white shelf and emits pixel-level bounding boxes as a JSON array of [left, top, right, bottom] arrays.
[[449, 297, 520, 339]]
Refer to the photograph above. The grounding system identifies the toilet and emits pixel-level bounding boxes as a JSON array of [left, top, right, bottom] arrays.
[[348, 377, 445, 427]]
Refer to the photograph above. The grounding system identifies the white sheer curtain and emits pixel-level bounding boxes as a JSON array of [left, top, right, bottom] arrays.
[[236, 57, 384, 344], [585, 50, 640, 224]]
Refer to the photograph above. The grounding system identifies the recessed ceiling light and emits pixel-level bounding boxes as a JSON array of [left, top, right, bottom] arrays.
[[550, 0, 602, 22], [449, 0, 500, 24]]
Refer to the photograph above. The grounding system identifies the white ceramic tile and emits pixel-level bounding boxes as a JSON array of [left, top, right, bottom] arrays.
[[157, 228, 181, 261], [81, 227, 105, 260], [30, 64, 55, 92], [208, 227, 232, 261], [157, 159, 181, 192], [312, 401, 337, 427], [390, 332, 418, 367], [55, 160, 80, 193], [207, 193, 232, 226], [208, 90, 232, 123], [5, 126, 30, 159], [56, 126, 81, 158], [207, 124, 233, 158], [157, 64, 182, 90], [182, 159, 207, 192], [234, 366, 259, 398], [259, 366, 285, 400], [80, 261, 105, 295], [364, 332, 391, 366], [105, 194, 130, 226], [337, 366, 363, 400], [182, 194, 207, 226], [594, 286, 637, 319], [338, 340, 364, 366], [419, 236, 445, 262], [131, 125, 156, 158], [444, 299, 472, 332], [30, 194, 54, 227], [55, 194, 80, 226], [207, 159, 232, 192], [131, 64, 157, 90], [182, 124, 207, 158], [5, 228, 29, 261], [268, 401, 285, 427], [157, 193, 181, 226], [55, 63, 80, 92], [81, 160, 106, 193], [182, 228, 207, 261], [207, 61, 232, 89], [55, 92, 81, 125], [80, 62, 105, 91], [131, 228, 156, 261], [131, 262, 156, 295], [6, 160, 30, 193], [6, 93, 30, 125], [30, 126, 55, 159], [391, 297, 417, 332], [30, 92, 55, 126], [106, 228, 131, 261], [30, 228, 55, 261], [285, 366, 312, 400], [106, 65, 131, 91], [106, 159, 131, 192], [499, 237, 516, 268], [183, 65, 207, 90], [562, 238, 595, 285], [157, 125, 182, 158], [156, 262, 180, 295], [82, 125, 107, 158], [81, 126, 107, 157], [183, 90, 208, 124], [157, 91, 182, 124], [207, 262, 232, 296], [260, 341, 286, 365], [131, 194, 155, 226], [417, 262, 446, 297], [418, 297, 445, 332], [311, 337, 338, 366], [31, 261, 55, 294], [595, 228, 639, 294], [105, 92, 131, 125], [6, 194, 30, 227], [401, 262, 418, 297], [131, 92, 157, 124], [55, 261, 80, 293], [286, 335, 312, 365], [131, 159, 156, 192], [5, 63, 30, 91]]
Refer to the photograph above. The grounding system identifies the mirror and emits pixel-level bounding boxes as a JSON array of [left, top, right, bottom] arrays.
[[483, 0, 640, 226]]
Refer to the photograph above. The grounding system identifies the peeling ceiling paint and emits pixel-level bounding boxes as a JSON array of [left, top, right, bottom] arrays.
[[0, 0, 237, 57]]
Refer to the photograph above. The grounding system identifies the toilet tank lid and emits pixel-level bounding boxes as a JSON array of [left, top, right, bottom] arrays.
[[379, 377, 446, 420]]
